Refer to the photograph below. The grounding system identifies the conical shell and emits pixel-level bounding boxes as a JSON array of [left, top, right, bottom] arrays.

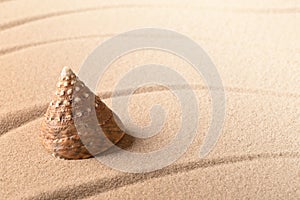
[[40, 67, 125, 159]]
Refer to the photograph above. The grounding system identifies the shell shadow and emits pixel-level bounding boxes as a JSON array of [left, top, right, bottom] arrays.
[[98, 133, 136, 156]]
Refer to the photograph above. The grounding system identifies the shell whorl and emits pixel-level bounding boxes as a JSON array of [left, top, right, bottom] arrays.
[[40, 67, 125, 159]]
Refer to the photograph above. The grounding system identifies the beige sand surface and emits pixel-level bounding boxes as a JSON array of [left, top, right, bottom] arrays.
[[0, 0, 299, 199]]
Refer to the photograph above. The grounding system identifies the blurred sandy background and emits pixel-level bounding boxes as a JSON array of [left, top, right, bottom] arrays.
[[0, 0, 299, 199]]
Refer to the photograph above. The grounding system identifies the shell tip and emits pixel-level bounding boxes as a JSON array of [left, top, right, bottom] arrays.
[[61, 66, 74, 78]]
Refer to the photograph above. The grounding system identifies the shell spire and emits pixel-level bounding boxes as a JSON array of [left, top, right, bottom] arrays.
[[40, 67, 125, 159]]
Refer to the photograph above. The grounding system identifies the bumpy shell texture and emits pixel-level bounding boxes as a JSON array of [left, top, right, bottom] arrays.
[[40, 67, 125, 159]]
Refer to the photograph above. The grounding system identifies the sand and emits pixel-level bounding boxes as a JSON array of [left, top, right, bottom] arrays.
[[0, 0, 299, 199]]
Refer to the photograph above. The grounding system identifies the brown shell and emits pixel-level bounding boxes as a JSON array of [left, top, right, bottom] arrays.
[[40, 67, 125, 159]]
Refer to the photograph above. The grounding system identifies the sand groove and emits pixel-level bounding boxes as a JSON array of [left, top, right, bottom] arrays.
[[0, 84, 298, 137], [0, 5, 298, 32], [0, 104, 47, 136], [0, 34, 113, 56], [27, 151, 300, 200], [101, 84, 300, 99], [0, 0, 13, 3], [1, 33, 299, 57], [0, 5, 158, 32]]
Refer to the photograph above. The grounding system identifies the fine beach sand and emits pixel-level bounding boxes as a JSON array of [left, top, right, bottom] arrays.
[[0, 0, 299, 199]]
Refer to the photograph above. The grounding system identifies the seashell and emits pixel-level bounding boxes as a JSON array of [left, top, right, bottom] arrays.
[[40, 66, 125, 159]]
